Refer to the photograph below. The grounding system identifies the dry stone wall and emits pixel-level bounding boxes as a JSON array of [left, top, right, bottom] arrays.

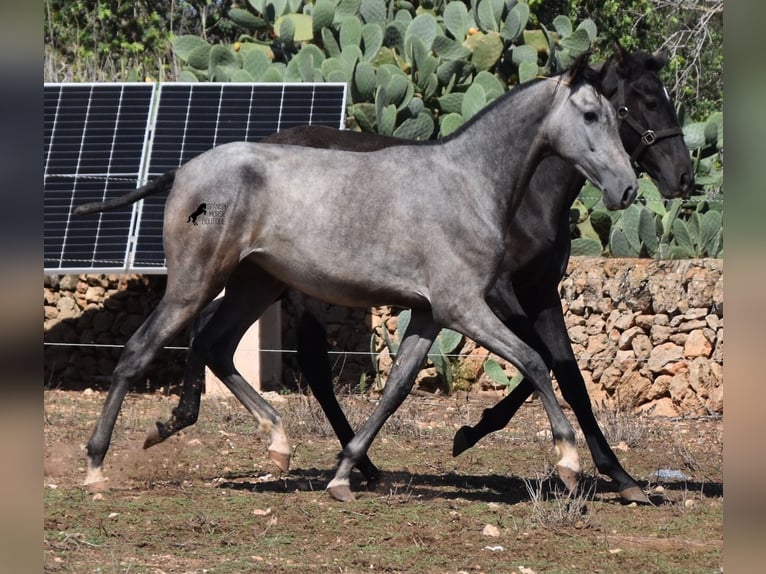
[[44, 274, 190, 391], [44, 258, 723, 416], [366, 257, 723, 417], [558, 257, 722, 417]]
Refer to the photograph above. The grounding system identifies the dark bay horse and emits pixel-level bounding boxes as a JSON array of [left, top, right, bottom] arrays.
[[282, 46, 692, 503], [75, 54, 638, 501], [135, 45, 691, 504]]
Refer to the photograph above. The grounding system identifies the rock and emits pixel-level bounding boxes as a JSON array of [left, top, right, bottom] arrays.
[[617, 371, 652, 407], [669, 373, 691, 401], [650, 324, 673, 345], [608, 311, 639, 332], [650, 278, 683, 314], [618, 326, 644, 350], [684, 329, 713, 358], [687, 357, 722, 398], [631, 334, 653, 361], [586, 315, 606, 336], [670, 333, 688, 346], [600, 366, 623, 392], [687, 268, 718, 309], [642, 374, 671, 402], [638, 397, 679, 418], [635, 314, 655, 330], [677, 319, 708, 333], [647, 343, 684, 374], [56, 296, 81, 321], [614, 350, 638, 372], [708, 380, 724, 413], [58, 274, 78, 291]]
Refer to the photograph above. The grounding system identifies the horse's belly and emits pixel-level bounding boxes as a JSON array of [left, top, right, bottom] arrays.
[[246, 251, 430, 310]]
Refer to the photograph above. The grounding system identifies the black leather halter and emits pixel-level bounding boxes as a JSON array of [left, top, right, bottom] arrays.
[[616, 78, 684, 164]]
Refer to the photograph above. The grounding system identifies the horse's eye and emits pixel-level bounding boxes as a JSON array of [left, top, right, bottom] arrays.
[[584, 111, 598, 123]]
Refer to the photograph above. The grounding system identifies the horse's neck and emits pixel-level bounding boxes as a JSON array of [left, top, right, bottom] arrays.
[[443, 82, 553, 213]]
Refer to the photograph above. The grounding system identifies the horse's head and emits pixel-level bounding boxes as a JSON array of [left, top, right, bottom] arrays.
[[607, 42, 694, 198], [545, 53, 638, 211]]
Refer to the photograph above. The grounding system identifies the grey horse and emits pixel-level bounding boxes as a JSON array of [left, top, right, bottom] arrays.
[[76, 55, 637, 501]]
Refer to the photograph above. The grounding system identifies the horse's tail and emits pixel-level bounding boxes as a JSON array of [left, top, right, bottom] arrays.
[[73, 170, 177, 216]]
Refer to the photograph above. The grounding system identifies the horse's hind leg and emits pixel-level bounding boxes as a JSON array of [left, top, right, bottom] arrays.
[[293, 294, 380, 481], [143, 299, 223, 449], [85, 283, 222, 488], [191, 263, 292, 472], [453, 381, 533, 456]]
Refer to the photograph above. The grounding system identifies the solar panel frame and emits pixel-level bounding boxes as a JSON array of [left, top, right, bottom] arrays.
[[44, 83, 156, 274], [130, 82, 347, 273], [43, 82, 348, 275]]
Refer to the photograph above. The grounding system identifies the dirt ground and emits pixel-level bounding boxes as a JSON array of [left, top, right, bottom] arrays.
[[44, 388, 723, 573]]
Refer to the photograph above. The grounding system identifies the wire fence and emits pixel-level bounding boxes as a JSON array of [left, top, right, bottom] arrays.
[[42, 340, 680, 364]]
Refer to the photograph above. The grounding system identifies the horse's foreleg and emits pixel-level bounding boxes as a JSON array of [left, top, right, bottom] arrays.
[[143, 299, 223, 449], [529, 297, 649, 503], [193, 267, 291, 472], [326, 310, 440, 502], [296, 309, 380, 481]]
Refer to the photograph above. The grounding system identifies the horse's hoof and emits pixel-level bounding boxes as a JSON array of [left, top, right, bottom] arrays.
[[452, 426, 473, 457], [83, 479, 110, 493], [268, 449, 291, 473], [327, 483, 356, 502], [143, 424, 162, 449], [619, 485, 651, 505], [555, 464, 580, 492]]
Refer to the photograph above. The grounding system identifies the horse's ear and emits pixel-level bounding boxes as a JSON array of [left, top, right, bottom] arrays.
[[568, 51, 592, 83], [648, 50, 669, 71], [613, 40, 633, 75]]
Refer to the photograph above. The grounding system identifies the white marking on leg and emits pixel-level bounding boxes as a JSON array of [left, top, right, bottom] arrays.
[[265, 420, 290, 457], [554, 440, 581, 474], [84, 461, 107, 486]]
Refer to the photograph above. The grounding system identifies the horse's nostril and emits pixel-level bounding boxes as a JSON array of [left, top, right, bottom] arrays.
[[680, 171, 694, 197], [622, 186, 637, 207]]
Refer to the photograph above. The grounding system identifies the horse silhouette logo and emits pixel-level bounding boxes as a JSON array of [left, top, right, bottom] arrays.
[[187, 203, 207, 225]]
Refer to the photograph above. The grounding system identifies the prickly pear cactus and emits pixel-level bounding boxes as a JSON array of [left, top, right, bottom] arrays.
[[171, 0, 599, 139]]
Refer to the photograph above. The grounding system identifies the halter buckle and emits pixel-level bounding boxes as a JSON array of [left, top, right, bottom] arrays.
[[617, 106, 629, 119], [641, 130, 657, 145]]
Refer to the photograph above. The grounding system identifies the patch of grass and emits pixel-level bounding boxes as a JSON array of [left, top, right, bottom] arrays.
[[522, 467, 597, 529], [595, 403, 647, 448]]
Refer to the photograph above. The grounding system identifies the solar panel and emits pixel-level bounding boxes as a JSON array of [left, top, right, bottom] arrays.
[[44, 83, 155, 272], [132, 82, 347, 271], [43, 82, 348, 274]]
